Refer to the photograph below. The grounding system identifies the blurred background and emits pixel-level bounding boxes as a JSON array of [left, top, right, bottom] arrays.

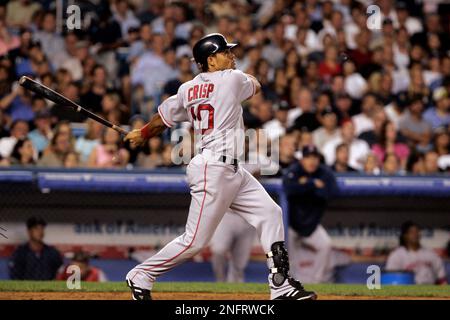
[[0, 0, 449, 285]]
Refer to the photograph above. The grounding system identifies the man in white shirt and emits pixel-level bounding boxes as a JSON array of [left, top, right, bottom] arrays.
[[313, 109, 340, 152], [322, 120, 370, 170], [0, 120, 29, 159], [287, 88, 314, 128], [386, 221, 447, 285], [263, 100, 290, 141], [352, 93, 378, 136]]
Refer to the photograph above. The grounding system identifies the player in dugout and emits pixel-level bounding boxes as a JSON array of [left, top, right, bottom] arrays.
[[386, 221, 447, 285], [8, 216, 63, 280], [282, 145, 338, 283]]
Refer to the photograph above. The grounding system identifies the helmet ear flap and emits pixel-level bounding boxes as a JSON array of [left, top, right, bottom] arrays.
[[191, 57, 206, 72]]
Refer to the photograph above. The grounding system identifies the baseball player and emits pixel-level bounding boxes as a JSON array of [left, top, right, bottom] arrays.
[[209, 210, 256, 283], [124, 33, 317, 300], [386, 221, 447, 285]]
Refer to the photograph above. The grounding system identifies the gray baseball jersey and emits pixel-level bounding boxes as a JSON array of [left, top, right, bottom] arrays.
[[386, 247, 447, 284], [158, 69, 255, 158]]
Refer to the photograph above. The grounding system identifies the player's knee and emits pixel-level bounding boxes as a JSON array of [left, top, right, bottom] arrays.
[[189, 239, 209, 254]]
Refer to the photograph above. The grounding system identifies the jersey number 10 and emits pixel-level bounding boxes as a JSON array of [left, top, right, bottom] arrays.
[[190, 104, 215, 134]]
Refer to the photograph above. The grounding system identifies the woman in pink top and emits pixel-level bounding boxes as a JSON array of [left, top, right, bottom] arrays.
[[0, 20, 20, 56], [88, 128, 129, 168], [372, 121, 410, 170]]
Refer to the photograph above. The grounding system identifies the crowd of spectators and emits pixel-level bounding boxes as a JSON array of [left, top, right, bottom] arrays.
[[0, 0, 448, 175]]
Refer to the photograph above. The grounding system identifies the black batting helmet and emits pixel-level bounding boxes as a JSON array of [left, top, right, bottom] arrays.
[[193, 33, 237, 71]]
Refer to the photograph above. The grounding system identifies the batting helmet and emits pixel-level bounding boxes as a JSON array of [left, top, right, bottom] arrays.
[[193, 33, 237, 71]]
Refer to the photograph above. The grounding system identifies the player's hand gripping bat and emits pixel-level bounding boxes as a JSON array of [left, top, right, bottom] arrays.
[[19, 76, 129, 136]]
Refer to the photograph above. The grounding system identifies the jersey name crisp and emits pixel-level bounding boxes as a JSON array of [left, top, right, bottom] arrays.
[[188, 84, 215, 102]]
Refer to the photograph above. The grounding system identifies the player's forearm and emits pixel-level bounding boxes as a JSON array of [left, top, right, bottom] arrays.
[[140, 113, 167, 139], [246, 73, 261, 95]]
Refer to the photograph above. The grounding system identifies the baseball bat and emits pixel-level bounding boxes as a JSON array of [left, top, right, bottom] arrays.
[[18, 76, 129, 135]]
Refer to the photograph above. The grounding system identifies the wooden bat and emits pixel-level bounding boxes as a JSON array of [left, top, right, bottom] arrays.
[[19, 76, 129, 135]]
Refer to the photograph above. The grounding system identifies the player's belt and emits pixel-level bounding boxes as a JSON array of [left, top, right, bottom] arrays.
[[201, 149, 239, 167], [219, 155, 239, 167]]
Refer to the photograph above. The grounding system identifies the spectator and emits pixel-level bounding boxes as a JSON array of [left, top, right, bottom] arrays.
[[372, 121, 410, 170], [9, 216, 63, 280], [323, 120, 370, 170], [32, 11, 65, 63], [385, 91, 408, 128], [58, 36, 89, 82], [352, 93, 379, 136], [101, 91, 128, 125], [0, 82, 34, 122], [6, 0, 41, 29], [433, 129, 450, 171], [363, 153, 381, 175], [333, 92, 353, 125], [382, 153, 401, 175], [0, 109, 8, 138], [57, 251, 108, 282], [386, 221, 447, 285], [343, 59, 367, 100], [423, 87, 450, 131], [290, 91, 322, 133], [276, 134, 297, 174], [0, 19, 20, 56], [283, 145, 338, 283], [399, 95, 432, 152], [38, 131, 74, 168], [0, 119, 29, 158], [136, 136, 164, 169], [313, 109, 340, 152], [88, 128, 129, 169], [63, 151, 80, 169], [131, 33, 177, 103], [359, 109, 388, 147], [81, 65, 108, 114], [162, 55, 194, 100], [287, 88, 314, 128], [319, 45, 342, 83], [28, 109, 53, 155], [128, 23, 153, 63], [9, 137, 36, 166], [423, 150, 442, 174], [89, 9, 123, 79], [330, 143, 357, 173], [263, 100, 289, 141], [112, 0, 140, 39], [75, 118, 103, 165], [395, 2, 422, 35]]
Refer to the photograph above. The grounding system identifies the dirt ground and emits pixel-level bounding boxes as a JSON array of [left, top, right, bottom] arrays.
[[0, 292, 448, 300]]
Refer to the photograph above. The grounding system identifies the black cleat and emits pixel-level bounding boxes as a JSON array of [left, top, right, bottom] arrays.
[[126, 279, 152, 300]]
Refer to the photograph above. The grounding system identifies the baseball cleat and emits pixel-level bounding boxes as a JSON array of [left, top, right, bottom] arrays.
[[266, 241, 317, 300], [126, 279, 152, 300], [270, 277, 317, 300]]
